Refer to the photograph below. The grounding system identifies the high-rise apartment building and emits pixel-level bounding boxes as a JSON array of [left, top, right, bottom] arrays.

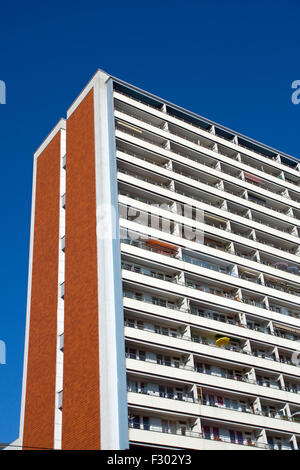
[[12, 70, 300, 450]]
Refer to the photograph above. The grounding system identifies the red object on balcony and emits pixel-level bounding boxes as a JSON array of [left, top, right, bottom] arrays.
[[217, 396, 224, 405], [146, 239, 178, 255], [244, 172, 262, 184]]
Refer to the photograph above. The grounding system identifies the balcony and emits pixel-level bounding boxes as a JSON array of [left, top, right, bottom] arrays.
[[125, 260, 266, 309], [122, 259, 268, 311], [117, 141, 168, 168], [128, 422, 267, 450], [114, 89, 300, 198], [124, 321, 298, 370], [125, 354, 300, 400], [61, 236, 65, 252], [119, 189, 299, 259], [127, 388, 300, 429], [59, 333, 64, 351], [116, 124, 300, 225], [60, 282, 65, 299], [58, 390, 63, 410], [123, 272, 300, 340]]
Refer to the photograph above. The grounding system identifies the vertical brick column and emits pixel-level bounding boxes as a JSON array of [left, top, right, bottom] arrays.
[[62, 89, 101, 449], [23, 133, 61, 450]]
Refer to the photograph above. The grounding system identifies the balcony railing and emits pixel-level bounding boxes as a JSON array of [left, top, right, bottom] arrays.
[[115, 94, 300, 182], [118, 183, 299, 258], [116, 128, 300, 220], [121, 237, 300, 303], [128, 389, 300, 424], [125, 354, 298, 395], [124, 322, 295, 368], [128, 421, 269, 449], [125, 291, 300, 342], [122, 262, 266, 308]]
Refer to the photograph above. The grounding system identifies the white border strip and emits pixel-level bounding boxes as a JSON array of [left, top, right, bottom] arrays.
[[34, 119, 66, 159], [18, 155, 37, 448], [94, 73, 129, 449], [67, 71, 105, 119], [53, 127, 66, 449]]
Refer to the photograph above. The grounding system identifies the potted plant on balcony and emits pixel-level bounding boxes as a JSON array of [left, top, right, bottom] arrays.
[[280, 415, 288, 420]]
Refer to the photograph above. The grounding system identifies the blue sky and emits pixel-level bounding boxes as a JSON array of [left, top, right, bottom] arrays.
[[0, 0, 300, 444]]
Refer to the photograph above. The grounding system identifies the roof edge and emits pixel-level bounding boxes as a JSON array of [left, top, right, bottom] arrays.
[[34, 118, 66, 159]]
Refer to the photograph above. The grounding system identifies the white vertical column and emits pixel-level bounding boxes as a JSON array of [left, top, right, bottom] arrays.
[[54, 124, 66, 449], [94, 72, 129, 450], [19, 153, 38, 449]]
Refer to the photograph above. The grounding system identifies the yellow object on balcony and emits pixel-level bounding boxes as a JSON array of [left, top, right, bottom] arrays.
[[215, 336, 230, 347]]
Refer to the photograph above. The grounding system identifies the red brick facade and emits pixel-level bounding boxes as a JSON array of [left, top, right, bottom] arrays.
[[23, 132, 61, 450], [62, 89, 101, 450]]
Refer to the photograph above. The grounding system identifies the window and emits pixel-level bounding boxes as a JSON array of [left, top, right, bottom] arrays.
[[231, 400, 238, 410], [143, 417, 150, 431], [286, 382, 297, 393], [129, 348, 136, 359], [139, 350, 146, 361], [213, 427, 220, 440], [152, 297, 166, 307], [225, 398, 231, 409], [268, 438, 274, 450], [240, 401, 247, 412], [203, 426, 210, 439], [178, 422, 187, 436], [128, 381, 138, 393], [275, 438, 282, 450], [173, 356, 180, 368], [123, 263, 132, 270], [164, 356, 171, 367], [208, 395, 215, 406], [132, 415, 140, 429], [237, 431, 243, 445]]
